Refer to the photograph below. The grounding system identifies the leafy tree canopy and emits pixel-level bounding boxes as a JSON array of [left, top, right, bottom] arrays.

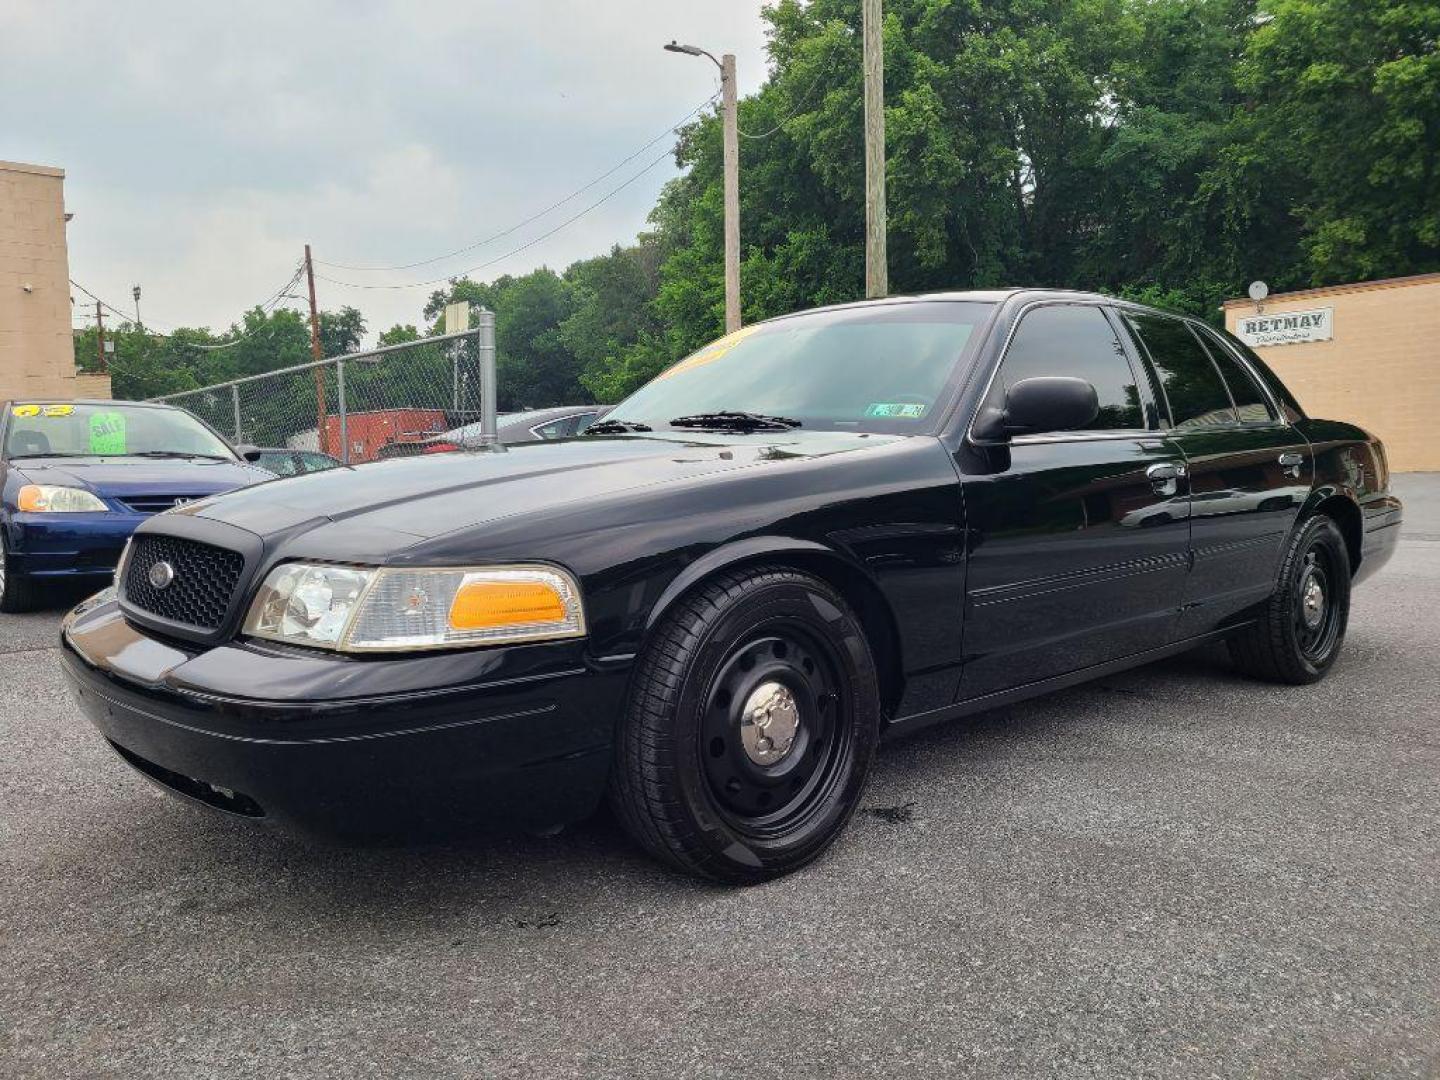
[[89, 0, 1438, 406]]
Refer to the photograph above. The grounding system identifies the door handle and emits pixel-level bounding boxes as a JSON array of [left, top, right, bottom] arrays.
[[1146, 461, 1186, 495], [1278, 452, 1304, 478]]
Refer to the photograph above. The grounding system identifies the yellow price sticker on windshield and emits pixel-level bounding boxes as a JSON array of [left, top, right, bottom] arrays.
[[43, 404, 74, 417], [11, 405, 41, 417], [655, 325, 762, 382], [10, 404, 74, 418]]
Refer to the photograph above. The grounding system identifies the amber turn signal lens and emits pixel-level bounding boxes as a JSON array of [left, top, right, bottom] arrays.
[[17, 485, 45, 512], [448, 579, 567, 630]]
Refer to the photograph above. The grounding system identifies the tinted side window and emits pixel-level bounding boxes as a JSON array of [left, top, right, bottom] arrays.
[[1193, 327, 1275, 423], [992, 305, 1144, 431], [1124, 313, 1236, 428], [1227, 333, 1305, 422]]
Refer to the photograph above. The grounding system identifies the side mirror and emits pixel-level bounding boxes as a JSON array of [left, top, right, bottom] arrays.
[[234, 444, 263, 463], [971, 376, 1099, 441]]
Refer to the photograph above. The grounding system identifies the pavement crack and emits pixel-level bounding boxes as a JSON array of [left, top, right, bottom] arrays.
[[863, 801, 918, 824], [513, 912, 561, 929]]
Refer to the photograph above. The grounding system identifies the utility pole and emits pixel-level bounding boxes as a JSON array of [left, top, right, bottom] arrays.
[[862, 0, 888, 298], [131, 284, 143, 331], [304, 244, 330, 454], [720, 52, 740, 332], [664, 40, 741, 332], [95, 301, 107, 373]]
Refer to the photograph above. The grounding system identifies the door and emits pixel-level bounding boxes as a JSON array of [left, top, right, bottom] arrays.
[[1119, 312, 1310, 632], [959, 303, 1193, 701]]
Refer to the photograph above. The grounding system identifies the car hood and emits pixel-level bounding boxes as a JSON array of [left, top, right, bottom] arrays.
[[177, 430, 906, 544], [11, 456, 270, 498]]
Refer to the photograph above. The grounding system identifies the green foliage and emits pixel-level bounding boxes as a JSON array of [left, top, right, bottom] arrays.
[[84, 0, 1438, 407]]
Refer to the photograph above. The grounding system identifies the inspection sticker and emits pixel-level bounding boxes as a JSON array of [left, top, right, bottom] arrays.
[[864, 402, 927, 419]]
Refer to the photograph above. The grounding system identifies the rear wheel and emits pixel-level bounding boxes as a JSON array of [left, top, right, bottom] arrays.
[[1228, 514, 1350, 684], [610, 566, 881, 883], [0, 539, 42, 613]]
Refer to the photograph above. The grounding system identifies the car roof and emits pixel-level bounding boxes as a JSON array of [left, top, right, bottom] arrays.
[[754, 288, 1191, 326]]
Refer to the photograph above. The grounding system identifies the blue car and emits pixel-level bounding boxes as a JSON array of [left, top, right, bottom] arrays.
[[0, 399, 271, 611]]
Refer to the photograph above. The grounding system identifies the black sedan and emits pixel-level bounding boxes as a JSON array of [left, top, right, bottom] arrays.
[[60, 290, 1403, 883]]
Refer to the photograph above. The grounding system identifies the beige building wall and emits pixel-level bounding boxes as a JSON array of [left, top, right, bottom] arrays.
[[0, 160, 87, 403], [1224, 273, 1440, 472]]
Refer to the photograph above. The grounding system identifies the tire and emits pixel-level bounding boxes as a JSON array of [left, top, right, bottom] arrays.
[[1228, 514, 1351, 684], [0, 539, 42, 614], [610, 566, 881, 884]]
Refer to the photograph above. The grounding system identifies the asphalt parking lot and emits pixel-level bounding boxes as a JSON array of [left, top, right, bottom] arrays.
[[3, 478, 1438, 1079]]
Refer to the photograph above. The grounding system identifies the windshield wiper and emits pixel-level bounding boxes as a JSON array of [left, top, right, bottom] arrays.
[[586, 418, 653, 434], [668, 411, 801, 432], [5, 452, 92, 459], [128, 450, 234, 461]]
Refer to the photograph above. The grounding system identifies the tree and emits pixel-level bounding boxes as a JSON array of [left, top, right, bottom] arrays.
[[1232, 0, 1440, 282]]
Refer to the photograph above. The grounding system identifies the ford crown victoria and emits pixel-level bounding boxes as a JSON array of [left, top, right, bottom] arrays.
[[60, 291, 1402, 882]]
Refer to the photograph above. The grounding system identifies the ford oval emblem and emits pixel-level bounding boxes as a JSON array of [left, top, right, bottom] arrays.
[[148, 561, 176, 590]]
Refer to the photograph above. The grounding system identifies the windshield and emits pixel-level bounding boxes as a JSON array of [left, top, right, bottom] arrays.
[[4, 402, 236, 460], [607, 301, 992, 434]]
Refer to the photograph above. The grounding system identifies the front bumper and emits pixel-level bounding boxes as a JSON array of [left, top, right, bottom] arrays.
[[60, 594, 627, 837], [4, 511, 141, 579]]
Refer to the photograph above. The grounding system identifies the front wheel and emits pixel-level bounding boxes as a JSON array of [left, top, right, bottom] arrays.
[[610, 567, 881, 883], [0, 540, 42, 613], [1228, 514, 1351, 684]]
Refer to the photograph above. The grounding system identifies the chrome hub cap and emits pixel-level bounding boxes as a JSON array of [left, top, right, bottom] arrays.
[[740, 681, 801, 765], [1301, 575, 1325, 629]]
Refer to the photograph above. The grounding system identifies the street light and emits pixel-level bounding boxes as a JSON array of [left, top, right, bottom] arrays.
[[131, 284, 142, 331], [664, 39, 740, 333]]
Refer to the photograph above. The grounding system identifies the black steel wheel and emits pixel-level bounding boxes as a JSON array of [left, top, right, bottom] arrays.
[[1229, 514, 1351, 684], [610, 566, 881, 883]]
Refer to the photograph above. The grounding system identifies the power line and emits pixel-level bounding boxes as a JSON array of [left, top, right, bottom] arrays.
[[188, 263, 306, 350], [68, 279, 154, 332], [316, 94, 719, 274], [68, 263, 304, 348], [738, 57, 836, 140], [315, 146, 679, 291]]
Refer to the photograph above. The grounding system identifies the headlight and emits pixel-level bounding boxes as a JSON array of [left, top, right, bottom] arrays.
[[17, 484, 108, 513], [243, 563, 585, 652]]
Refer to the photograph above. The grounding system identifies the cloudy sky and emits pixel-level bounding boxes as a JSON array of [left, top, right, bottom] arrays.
[[1, 1, 771, 339]]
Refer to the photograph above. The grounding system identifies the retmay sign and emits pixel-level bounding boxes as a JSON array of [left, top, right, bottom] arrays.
[[1236, 307, 1333, 347]]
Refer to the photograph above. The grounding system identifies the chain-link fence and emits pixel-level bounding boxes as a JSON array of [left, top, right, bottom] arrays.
[[149, 320, 497, 464]]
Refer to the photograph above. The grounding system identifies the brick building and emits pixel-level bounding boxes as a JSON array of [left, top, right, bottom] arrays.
[[0, 160, 110, 403], [1224, 273, 1440, 472]]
